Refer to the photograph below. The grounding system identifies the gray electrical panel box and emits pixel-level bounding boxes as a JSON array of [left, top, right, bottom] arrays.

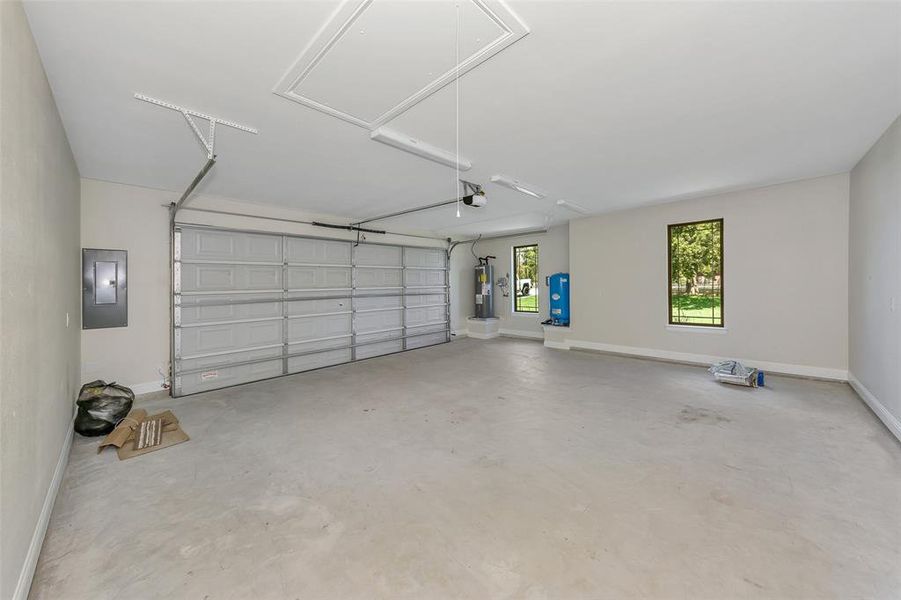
[[82, 249, 127, 329]]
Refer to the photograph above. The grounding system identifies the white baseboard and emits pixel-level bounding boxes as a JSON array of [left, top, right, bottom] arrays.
[[564, 339, 848, 381], [848, 373, 901, 442], [128, 380, 164, 396], [544, 340, 570, 350], [13, 422, 73, 600], [499, 328, 543, 340], [467, 331, 500, 340], [451, 329, 468, 338]]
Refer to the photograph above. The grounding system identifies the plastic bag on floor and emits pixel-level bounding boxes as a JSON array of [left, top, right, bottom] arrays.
[[74, 380, 135, 436], [709, 360, 759, 387]]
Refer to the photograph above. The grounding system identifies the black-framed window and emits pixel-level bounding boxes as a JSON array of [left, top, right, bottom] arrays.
[[513, 244, 539, 313], [668, 219, 723, 327]]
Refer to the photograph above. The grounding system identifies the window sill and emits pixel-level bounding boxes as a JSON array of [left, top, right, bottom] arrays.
[[666, 324, 727, 334]]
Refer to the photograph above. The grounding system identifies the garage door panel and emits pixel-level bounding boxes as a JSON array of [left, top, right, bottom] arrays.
[[191, 264, 235, 290], [406, 322, 447, 335], [180, 293, 282, 325], [356, 310, 403, 333], [246, 267, 282, 288], [287, 297, 350, 317], [405, 293, 445, 307], [356, 267, 403, 288], [405, 286, 445, 296], [181, 229, 282, 263], [286, 238, 351, 265], [288, 314, 352, 342], [288, 349, 352, 374], [177, 346, 284, 395], [180, 320, 283, 357], [182, 263, 282, 292], [288, 335, 351, 353], [356, 339, 403, 359], [356, 329, 403, 345], [406, 332, 447, 349], [290, 289, 350, 299], [404, 247, 446, 268], [404, 268, 445, 287], [405, 305, 446, 326], [179, 359, 284, 395], [353, 287, 401, 298], [179, 346, 283, 373], [354, 244, 402, 266], [356, 330, 404, 358], [287, 266, 352, 290], [181, 292, 281, 305], [180, 302, 282, 325], [354, 295, 402, 311]]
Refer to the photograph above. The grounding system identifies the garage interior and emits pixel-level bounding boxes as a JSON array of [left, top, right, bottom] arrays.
[[1, 1, 899, 599]]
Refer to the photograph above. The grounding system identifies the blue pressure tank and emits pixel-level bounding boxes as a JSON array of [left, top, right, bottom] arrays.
[[548, 273, 570, 325]]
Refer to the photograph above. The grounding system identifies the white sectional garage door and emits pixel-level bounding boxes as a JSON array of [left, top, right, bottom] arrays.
[[172, 226, 448, 396]]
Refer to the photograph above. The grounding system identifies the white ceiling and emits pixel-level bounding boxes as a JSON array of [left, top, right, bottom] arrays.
[[24, 1, 901, 237], [274, 0, 528, 130]]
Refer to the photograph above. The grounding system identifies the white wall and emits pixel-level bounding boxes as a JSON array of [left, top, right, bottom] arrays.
[[567, 174, 850, 379], [848, 115, 900, 439], [448, 245, 474, 335], [80, 179, 171, 392], [0, 3, 81, 598], [80, 178, 447, 392], [450, 225, 569, 338]]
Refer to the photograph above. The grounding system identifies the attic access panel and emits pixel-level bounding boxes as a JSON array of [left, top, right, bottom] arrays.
[[274, 0, 529, 129]]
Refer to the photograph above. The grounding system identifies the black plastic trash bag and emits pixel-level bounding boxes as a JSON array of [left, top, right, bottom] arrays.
[[73, 380, 135, 437]]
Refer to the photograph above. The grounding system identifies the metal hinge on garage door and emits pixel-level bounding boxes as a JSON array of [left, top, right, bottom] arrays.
[[171, 225, 450, 396]]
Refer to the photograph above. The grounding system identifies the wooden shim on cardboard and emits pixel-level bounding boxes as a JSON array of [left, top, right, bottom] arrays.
[[135, 416, 164, 450]]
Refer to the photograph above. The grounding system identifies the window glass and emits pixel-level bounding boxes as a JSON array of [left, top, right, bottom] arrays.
[[513, 244, 539, 313], [668, 219, 723, 326]]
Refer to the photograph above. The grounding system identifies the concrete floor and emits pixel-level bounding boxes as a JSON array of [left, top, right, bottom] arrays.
[[30, 338, 900, 599]]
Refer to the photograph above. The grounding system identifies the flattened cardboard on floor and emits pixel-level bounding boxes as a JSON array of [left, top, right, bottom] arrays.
[[98, 408, 189, 460]]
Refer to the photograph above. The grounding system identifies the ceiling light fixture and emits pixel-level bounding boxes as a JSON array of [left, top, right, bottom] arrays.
[[555, 199, 590, 215], [489, 175, 546, 199], [370, 128, 472, 171]]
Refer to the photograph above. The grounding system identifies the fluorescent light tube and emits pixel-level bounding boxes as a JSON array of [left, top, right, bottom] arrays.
[[490, 175, 546, 199], [556, 199, 589, 215], [513, 185, 542, 198], [370, 127, 471, 171]]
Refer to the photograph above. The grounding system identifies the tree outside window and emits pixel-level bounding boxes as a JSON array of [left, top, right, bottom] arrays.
[[668, 219, 723, 326], [513, 244, 539, 313]]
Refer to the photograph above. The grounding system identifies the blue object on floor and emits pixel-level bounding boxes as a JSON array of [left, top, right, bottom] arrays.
[[757, 371, 765, 386]]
